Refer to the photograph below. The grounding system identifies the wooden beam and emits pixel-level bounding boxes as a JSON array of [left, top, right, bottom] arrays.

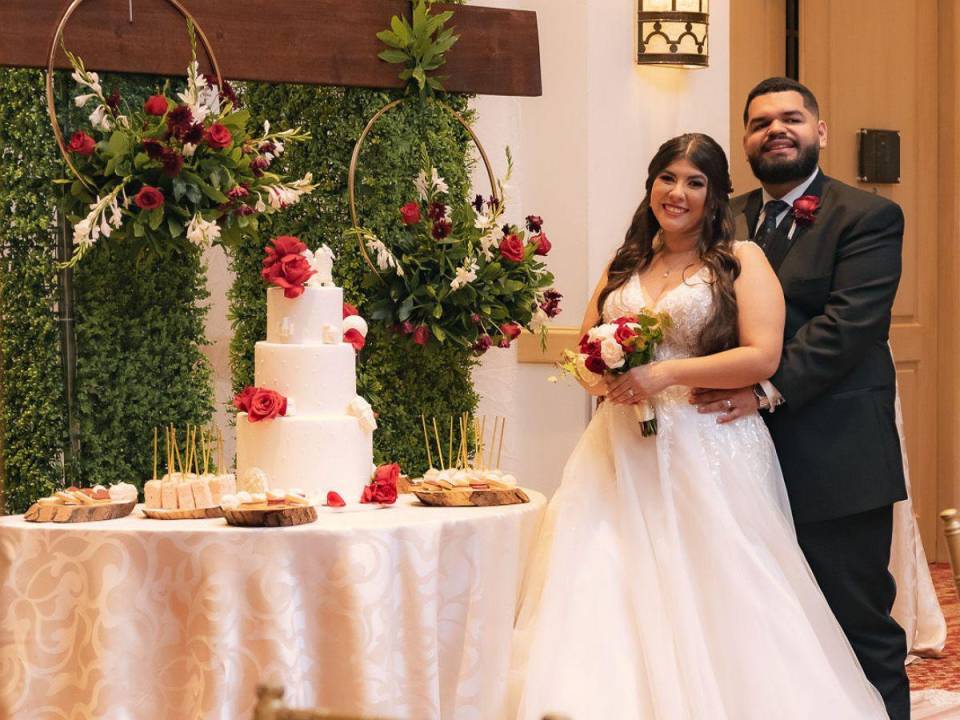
[[0, 0, 541, 97]]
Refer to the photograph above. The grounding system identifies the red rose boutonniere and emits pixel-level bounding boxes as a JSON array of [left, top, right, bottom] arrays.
[[792, 195, 821, 226]]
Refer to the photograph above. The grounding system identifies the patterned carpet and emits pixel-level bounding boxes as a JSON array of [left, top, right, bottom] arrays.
[[908, 564, 960, 691]]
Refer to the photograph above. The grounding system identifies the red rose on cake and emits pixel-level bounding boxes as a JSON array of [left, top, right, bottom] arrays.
[[233, 386, 288, 422], [361, 463, 400, 505], [261, 236, 316, 299]]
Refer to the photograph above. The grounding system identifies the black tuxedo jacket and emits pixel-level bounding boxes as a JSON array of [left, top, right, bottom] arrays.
[[732, 172, 907, 523]]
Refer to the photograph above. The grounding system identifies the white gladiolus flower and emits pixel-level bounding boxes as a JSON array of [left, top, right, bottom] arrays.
[[182, 143, 198, 158], [71, 185, 126, 256], [265, 172, 316, 210], [186, 214, 221, 247], [365, 238, 404, 276], [74, 93, 96, 108], [529, 307, 549, 332], [450, 258, 479, 291], [88, 105, 113, 132], [414, 167, 448, 201]]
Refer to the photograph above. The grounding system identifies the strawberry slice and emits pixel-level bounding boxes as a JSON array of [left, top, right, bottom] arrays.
[[325, 491, 346, 507]]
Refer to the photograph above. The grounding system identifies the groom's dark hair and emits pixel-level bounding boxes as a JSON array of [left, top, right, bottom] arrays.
[[743, 77, 820, 124]]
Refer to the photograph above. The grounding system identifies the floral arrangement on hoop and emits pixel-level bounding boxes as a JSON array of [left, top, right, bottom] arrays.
[[56, 22, 317, 267], [349, 151, 561, 352]]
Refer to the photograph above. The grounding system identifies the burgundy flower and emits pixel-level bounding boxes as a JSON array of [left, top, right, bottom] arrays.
[[400, 320, 416, 336], [227, 185, 250, 200], [67, 131, 96, 157], [469, 313, 482, 325], [412, 325, 431, 346], [144, 95, 169, 116], [400, 202, 421, 225], [584, 354, 606, 374], [531, 231, 552, 256], [525, 215, 544, 232], [250, 156, 270, 176], [431, 219, 452, 240], [259, 141, 277, 155], [541, 289, 563, 318], [501, 223, 513, 236], [472, 194, 485, 212], [182, 123, 205, 145], [105, 87, 121, 112], [486, 195, 500, 212], [233, 205, 255, 216], [166, 105, 193, 134], [142, 139, 164, 159], [160, 148, 184, 177], [427, 202, 447, 222], [134, 185, 164, 211], [472, 334, 492, 354], [203, 73, 240, 107]]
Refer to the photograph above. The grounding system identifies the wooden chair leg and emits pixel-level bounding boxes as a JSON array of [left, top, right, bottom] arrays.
[[939, 508, 960, 598]]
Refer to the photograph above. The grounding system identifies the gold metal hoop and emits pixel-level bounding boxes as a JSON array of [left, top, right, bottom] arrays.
[[347, 97, 502, 279], [45, 0, 223, 188]]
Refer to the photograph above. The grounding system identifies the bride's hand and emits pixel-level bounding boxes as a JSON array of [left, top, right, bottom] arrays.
[[606, 362, 674, 404]]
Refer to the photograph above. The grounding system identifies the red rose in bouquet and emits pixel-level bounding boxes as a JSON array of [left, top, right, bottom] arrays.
[[247, 388, 288, 422], [400, 202, 421, 225], [792, 195, 821, 226], [499, 323, 522, 347], [232, 385, 257, 413], [143, 95, 169, 116], [361, 463, 400, 505], [531, 232, 552, 256], [205, 123, 233, 149], [134, 185, 165, 210], [67, 130, 96, 157], [499, 233, 525, 262]]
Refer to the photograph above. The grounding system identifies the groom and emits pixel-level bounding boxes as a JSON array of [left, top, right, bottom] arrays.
[[693, 77, 910, 719]]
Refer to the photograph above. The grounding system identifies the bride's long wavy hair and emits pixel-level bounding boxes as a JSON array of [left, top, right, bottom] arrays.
[[596, 133, 741, 355]]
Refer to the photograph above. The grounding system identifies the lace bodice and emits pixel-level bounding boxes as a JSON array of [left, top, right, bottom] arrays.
[[602, 266, 714, 362]]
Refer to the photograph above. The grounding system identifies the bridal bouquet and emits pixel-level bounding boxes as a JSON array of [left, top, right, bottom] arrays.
[[56, 22, 316, 267], [559, 312, 671, 436], [350, 150, 560, 352]]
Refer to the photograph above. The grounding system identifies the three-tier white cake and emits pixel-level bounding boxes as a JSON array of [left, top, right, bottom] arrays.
[[236, 285, 374, 502]]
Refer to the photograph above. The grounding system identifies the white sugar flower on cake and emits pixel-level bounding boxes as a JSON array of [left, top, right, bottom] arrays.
[[238, 466, 269, 493], [302, 244, 336, 287], [348, 396, 377, 432]]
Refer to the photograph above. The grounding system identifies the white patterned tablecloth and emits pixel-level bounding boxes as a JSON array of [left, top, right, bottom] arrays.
[[0, 493, 545, 720]]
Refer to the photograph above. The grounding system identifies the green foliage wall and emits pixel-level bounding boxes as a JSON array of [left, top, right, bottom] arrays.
[[0, 69, 213, 513], [234, 85, 478, 475]]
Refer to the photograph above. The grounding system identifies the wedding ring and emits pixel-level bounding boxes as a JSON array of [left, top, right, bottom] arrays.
[[725, 399, 733, 411]]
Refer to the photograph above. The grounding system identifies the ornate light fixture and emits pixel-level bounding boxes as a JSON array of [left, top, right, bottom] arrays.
[[637, 0, 709, 68]]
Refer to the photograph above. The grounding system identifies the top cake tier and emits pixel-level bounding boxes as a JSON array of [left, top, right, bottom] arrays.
[[266, 286, 343, 344]]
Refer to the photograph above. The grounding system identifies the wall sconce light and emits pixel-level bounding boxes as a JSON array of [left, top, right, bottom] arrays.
[[637, 0, 709, 68]]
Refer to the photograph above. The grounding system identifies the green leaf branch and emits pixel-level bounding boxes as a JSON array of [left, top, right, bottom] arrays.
[[377, 0, 460, 97]]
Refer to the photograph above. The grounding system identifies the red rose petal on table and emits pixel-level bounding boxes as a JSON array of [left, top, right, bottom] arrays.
[[344, 328, 365, 352], [326, 491, 346, 507], [343, 302, 359, 318]]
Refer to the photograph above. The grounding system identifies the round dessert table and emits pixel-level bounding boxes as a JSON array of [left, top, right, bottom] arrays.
[[0, 492, 546, 720]]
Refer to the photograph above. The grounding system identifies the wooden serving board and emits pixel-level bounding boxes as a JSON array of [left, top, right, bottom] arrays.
[[24, 500, 137, 523], [141, 506, 224, 520], [413, 487, 529, 507], [223, 504, 317, 527]]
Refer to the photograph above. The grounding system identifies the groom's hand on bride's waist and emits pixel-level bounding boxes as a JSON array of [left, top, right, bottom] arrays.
[[689, 386, 758, 424]]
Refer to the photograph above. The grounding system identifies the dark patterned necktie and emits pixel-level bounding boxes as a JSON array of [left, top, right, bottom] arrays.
[[754, 199, 790, 249]]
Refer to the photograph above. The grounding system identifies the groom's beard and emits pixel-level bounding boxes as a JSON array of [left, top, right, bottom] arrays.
[[748, 141, 820, 184]]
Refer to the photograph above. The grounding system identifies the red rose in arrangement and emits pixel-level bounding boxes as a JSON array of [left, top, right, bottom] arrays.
[[400, 202, 421, 225], [614, 322, 636, 344], [343, 302, 359, 318], [792, 195, 821, 226], [361, 463, 400, 505], [261, 236, 315, 298], [344, 328, 366, 352], [472, 334, 492, 354], [67, 131, 96, 156], [326, 491, 346, 508], [205, 123, 233, 149], [531, 231, 552, 256], [412, 325, 431, 346], [263, 235, 307, 268], [499, 233, 525, 262], [247, 388, 287, 422], [143, 95, 169, 116], [232, 386, 257, 413], [134, 185, 165, 210]]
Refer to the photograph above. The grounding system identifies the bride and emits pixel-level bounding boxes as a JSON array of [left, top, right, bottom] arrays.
[[509, 133, 888, 719]]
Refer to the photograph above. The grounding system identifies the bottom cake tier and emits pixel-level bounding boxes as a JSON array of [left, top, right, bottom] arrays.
[[236, 413, 373, 502]]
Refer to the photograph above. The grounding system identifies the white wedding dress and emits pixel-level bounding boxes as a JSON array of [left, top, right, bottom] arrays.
[[509, 260, 889, 720]]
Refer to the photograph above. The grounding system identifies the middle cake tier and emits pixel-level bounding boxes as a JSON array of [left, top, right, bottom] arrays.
[[255, 341, 356, 415]]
